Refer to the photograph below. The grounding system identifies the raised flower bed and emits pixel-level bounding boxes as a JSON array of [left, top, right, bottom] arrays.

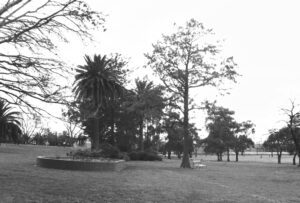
[[36, 156, 126, 171]]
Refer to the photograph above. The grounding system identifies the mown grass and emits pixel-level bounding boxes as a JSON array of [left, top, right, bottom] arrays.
[[0, 144, 299, 203]]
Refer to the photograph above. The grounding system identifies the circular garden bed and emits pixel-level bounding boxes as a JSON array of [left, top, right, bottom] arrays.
[[36, 156, 126, 171]]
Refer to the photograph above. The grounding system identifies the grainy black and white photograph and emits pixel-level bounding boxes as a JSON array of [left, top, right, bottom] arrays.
[[0, 0, 299, 202]]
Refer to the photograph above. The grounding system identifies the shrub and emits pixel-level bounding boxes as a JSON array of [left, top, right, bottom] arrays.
[[119, 152, 130, 161], [128, 151, 162, 161], [99, 143, 120, 159], [67, 149, 101, 159], [67, 143, 127, 160]]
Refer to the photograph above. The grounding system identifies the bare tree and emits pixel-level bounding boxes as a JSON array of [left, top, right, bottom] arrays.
[[0, 0, 104, 113], [62, 107, 82, 138], [281, 100, 300, 166], [20, 112, 41, 139]]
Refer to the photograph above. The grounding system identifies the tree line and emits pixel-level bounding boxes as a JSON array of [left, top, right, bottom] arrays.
[[202, 104, 255, 162], [0, 1, 241, 168]]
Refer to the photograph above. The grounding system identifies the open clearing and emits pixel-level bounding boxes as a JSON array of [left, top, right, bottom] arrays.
[[0, 144, 299, 203]]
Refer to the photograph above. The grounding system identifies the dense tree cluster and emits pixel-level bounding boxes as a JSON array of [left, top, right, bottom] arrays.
[[0, 1, 244, 168], [203, 104, 255, 162]]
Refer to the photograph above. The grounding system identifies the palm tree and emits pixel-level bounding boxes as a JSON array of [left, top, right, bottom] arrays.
[[0, 100, 21, 143], [129, 79, 165, 151], [73, 54, 123, 150]]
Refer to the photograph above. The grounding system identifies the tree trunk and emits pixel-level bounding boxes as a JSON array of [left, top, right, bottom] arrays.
[[235, 151, 239, 162], [177, 152, 181, 159], [289, 126, 300, 166], [110, 106, 115, 146], [293, 153, 296, 165], [180, 78, 191, 168], [167, 150, 171, 159], [91, 118, 100, 151], [227, 148, 230, 162], [217, 153, 223, 161], [217, 153, 220, 161], [277, 150, 282, 164], [138, 118, 144, 151]]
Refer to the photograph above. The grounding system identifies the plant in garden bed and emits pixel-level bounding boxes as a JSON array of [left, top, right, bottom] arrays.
[[67, 143, 129, 161]]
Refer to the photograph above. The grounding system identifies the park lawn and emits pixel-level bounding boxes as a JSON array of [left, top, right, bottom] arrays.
[[0, 144, 299, 203]]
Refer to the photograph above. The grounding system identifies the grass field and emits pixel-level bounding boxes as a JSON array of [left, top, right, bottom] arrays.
[[0, 144, 299, 203]]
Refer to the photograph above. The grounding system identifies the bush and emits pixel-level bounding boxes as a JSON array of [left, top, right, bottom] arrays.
[[99, 143, 120, 159], [128, 151, 162, 161], [67, 143, 127, 160]]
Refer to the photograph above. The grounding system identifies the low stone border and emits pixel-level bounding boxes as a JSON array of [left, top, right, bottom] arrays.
[[36, 156, 125, 171]]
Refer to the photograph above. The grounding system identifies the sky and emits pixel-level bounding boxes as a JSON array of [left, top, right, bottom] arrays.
[[56, 0, 300, 143]]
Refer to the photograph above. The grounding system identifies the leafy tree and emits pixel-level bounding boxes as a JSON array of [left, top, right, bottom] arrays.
[[0, 0, 104, 112], [44, 128, 58, 146], [233, 121, 255, 161], [204, 136, 226, 161], [110, 90, 137, 151], [163, 110, 197, 159], [263, 127, 291, 164], [100, 54, 129, 146], [233, 135, 254, 161], [31, 132, 46, 145], [73, 54, 124, 150], [205, 105, 236, 162], [127, 79, 165, 151], [146, 19, 239, 168], [0, 100, 21, 143], [77, 134, 88, 146], [58, 131, 76, 146], [163, 111, 184, 159]]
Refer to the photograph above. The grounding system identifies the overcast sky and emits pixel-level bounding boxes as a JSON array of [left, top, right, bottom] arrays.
[[58, 0, 300, 143]]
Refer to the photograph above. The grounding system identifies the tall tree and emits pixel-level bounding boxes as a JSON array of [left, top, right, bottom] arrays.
[[0, 0, 104, 112], [281, 100, 300, 166], [233, 121, 255, 161], [73, 55, 123, 150], [128, 79, 165, 151], [146, 19, 239, 168], [263, 128, 291, 164], [205, 105, 236, 162]]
